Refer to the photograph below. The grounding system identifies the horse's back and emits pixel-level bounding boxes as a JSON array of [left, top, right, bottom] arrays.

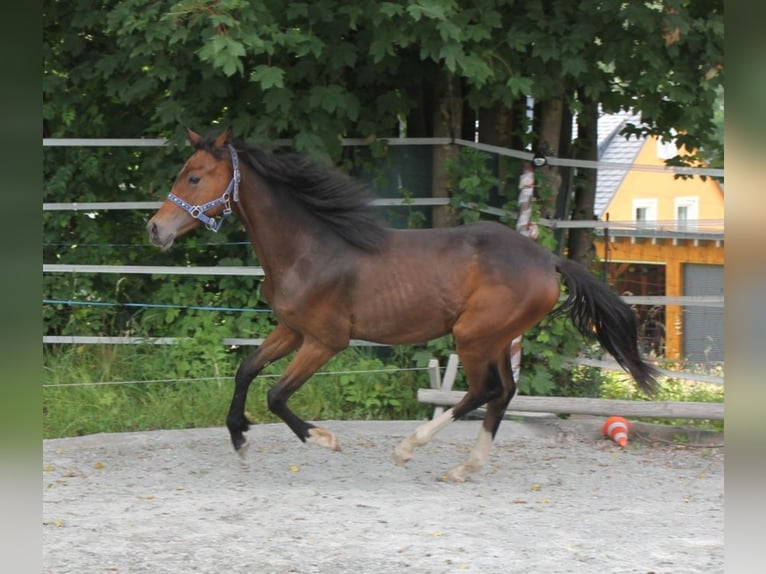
[[386, 221, 557, 270], [346, 221, 560, 344]]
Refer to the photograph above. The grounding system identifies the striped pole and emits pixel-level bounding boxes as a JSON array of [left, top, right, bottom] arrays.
[[510, 163, 539, 384]]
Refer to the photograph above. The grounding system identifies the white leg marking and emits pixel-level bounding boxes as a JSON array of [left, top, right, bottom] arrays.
[[446, 427, 494, 482], [392, 408, 456, 466], [306, 427, 341, 451]]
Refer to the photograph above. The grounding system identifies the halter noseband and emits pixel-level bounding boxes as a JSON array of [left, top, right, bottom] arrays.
[[166, 144, 241, 232]]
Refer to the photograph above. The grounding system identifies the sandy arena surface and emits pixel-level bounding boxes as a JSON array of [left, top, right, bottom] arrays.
[[43, 417, 723, 574]]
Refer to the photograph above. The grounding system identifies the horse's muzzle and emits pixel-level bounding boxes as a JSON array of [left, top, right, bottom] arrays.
[[147, 219, 175, 251]]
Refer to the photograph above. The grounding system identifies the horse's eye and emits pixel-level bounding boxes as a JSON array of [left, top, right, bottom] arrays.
[[189, 175, 201, 185]]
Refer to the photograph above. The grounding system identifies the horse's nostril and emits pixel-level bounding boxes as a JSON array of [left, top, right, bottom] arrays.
[[148, 221, 159, 242]]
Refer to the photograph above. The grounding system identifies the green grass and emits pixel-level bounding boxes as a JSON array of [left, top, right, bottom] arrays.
[[599, 370, 724, 432], [43, 343, 432, 438], [44, 344, 725, 438]]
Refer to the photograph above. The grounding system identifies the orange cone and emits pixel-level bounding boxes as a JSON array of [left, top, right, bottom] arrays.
[[601, 416, 632, 447]]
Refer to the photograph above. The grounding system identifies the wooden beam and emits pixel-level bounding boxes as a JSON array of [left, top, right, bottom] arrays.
[[417, 389, 724, 420], [595, 236, 723, 264]]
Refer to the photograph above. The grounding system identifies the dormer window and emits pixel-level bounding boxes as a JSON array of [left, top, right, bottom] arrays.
[[675, 196, 699, 231], [633, 198, 657, 228]]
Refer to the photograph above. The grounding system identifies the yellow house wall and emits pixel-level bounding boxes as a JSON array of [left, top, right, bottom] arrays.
[[595, 136, 724, 359], [594, 238, 724, 359], [601, 136, 724, 224]]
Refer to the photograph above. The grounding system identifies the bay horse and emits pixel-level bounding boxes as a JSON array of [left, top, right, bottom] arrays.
[[147, 129, 659, 481]]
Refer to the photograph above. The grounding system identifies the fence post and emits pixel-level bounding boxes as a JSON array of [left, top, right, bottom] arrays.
[[430, 354, 460, 419]]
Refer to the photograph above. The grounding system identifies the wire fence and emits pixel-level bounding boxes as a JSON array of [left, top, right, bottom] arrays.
[[42, 366, 432, 389], [44, 137, 724, 386]]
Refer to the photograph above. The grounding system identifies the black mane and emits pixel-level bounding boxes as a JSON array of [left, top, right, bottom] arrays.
[[195, 133, 388, 251]]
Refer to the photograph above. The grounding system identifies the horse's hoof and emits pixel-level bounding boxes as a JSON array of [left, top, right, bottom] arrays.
[[391, 445, 413, 466], [444, 465, 470, 483], [307, 427, 341, 451], [235, 438, 250, 459]]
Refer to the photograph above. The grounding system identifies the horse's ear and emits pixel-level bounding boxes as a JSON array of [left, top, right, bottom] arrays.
[[214, 127, 232, 148], [185, 128, 202, 146]]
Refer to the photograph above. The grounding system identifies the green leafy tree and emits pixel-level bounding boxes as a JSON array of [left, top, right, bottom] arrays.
[[43, 0, 723, 396]]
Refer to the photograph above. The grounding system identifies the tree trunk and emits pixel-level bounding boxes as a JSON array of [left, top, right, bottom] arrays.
[[431, 68, 462, 228], [478, 103, 513, 146], [552, 106, 574, 255], [567, 92, 598, 266], [535, 95, 564, 219], [478, 102, 514, 199], [461, 88, 476, 141], [406, 81, 433, 138]]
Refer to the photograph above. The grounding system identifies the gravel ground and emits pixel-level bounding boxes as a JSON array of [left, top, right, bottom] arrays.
[[43, 417, 724, 574]]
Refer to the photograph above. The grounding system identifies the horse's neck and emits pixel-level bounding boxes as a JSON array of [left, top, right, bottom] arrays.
[[234, 172, 323, 273]]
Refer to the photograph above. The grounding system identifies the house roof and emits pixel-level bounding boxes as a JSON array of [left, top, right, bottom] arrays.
[[587, 110, 723, 240], [593, 109, 644, 218]]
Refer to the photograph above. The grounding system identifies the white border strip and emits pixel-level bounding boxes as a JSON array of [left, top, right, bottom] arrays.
[[43, 138, 168, 147], [42, 137, 724, 177], [43, 264, 265, 276], [43, 201, 164, 211], [42, 198, 451, 211], [43, 335, 385, 347]]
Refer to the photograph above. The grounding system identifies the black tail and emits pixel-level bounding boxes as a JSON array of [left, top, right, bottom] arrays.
[[554, 258, 660, 395]]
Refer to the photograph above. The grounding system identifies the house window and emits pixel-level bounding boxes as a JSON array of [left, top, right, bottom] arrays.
[[632, 198, 657, 228], [675, 196, 699, 231]]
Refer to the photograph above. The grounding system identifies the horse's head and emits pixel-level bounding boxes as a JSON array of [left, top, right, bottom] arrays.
[[147, 128, 240, 250]]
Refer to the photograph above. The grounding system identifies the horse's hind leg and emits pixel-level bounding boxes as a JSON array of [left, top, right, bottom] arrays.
[[226, 323, 301, 455], [391, 407, 459, 466], [446, 348, 516, 482], [391, 349, 505, 471]]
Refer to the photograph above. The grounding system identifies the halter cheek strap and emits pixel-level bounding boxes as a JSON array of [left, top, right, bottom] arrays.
[[167, 144, 241, 232]]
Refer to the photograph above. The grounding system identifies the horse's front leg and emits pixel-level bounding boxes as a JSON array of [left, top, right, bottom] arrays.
[[226, 323, 301, 455], [267, 340, 341, 451]]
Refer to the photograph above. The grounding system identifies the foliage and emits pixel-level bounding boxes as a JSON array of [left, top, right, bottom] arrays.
[[446, 147, 501, 222], [44, 0, 723, 153], [519, 315, 607, 396], [335, 351, 427, 419]]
